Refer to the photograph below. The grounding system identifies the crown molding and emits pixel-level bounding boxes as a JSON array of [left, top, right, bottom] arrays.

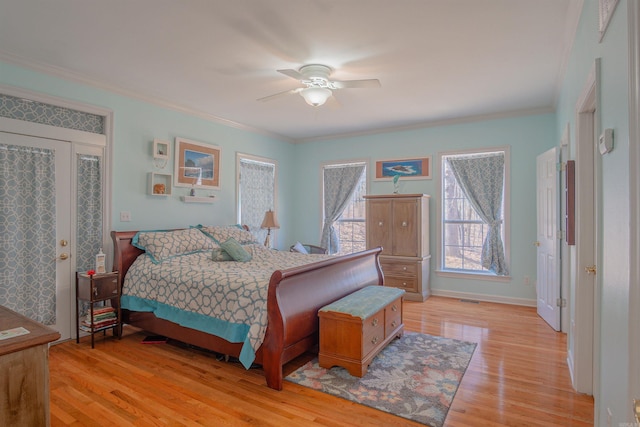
[[294, 106, 555, 144], [0, 50, 294, 144]]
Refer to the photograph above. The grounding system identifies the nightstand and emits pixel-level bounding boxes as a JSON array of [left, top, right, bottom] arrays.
[[75, 271, 121, 348]]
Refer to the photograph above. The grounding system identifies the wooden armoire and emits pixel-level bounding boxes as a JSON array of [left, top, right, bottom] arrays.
[[364, 194, 431, 301]]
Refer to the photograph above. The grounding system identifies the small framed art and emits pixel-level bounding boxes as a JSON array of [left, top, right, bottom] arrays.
[[174, 137, 221, 190], [374, 156, 431, 180]]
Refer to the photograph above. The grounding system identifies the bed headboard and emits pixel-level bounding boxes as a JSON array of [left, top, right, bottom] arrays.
[[111, 230, 144, 288]]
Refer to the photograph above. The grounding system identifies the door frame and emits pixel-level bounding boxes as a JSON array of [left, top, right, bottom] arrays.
[[570, 59, 601, 396], [0, 84, 113, 340], [628, 0, 640, 420]]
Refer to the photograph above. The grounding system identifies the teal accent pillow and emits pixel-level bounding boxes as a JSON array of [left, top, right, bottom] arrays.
[[220, 237, 252, 262], [211, 248, 233, 262]]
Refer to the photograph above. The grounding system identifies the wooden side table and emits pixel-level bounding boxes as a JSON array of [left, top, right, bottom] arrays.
[[75, 271, 121, 348], [0, 305, 60, 427]]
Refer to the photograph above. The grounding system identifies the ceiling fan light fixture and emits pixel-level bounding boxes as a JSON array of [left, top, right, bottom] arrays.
[[301, 87, 332, 107]]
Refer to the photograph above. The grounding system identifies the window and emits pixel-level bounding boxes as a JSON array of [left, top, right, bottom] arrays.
[[321, 162, 367, 255], [441, 148, 509, 276], [237, 154, 277, 245]]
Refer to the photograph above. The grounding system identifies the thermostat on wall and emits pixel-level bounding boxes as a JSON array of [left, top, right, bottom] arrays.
[[599, 128, 614, 155]]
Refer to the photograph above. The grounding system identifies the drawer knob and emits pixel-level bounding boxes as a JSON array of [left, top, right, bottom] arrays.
[[372, 318, 378, 327], [402, 266, 407, 271], [401, 221, 407, 227], [391, 321, 397, 328], [392, 305, 398, 312], [378, 221, 384, 227], [93, 287, 98, 296], [371, 336, 378, 345], [402, 282, 407, 286]]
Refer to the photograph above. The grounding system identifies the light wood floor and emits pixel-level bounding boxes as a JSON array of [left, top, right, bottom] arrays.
[[49, 296, 594, 426]]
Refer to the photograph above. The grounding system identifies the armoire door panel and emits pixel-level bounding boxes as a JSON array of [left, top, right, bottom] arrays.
[[392, 199, 419, 256], [366, 199, 393, 255]]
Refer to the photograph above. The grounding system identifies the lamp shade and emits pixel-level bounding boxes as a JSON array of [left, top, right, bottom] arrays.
[[300, 87, 332, 107], [260, 210, 280, 229]]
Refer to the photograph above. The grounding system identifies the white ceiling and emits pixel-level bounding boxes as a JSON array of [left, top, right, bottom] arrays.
[[0, 0, 583, 143]]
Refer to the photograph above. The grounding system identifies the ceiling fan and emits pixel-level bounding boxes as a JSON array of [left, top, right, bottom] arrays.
[[258, 64, 381, 107]]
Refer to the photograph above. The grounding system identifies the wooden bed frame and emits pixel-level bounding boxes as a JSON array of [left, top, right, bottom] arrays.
[[111, 230, 384, 390]]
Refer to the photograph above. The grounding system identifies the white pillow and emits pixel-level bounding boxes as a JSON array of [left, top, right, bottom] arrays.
[[291, 241, 309, 254]]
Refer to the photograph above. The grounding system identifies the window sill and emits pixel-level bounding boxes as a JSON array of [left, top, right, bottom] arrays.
[[435, 269, 512, 283]]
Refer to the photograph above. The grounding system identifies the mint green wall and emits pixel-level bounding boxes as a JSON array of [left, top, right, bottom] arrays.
[[292, 113, 556, 302], [555, 0, 631, 424], [2, 3, 635, 419], [0, 61, 296, 249], [0, 58, 557, 303]]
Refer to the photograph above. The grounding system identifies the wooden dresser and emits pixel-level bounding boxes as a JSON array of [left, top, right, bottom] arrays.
[[364, 193, 431, 301], [0, 306, 60, 427]]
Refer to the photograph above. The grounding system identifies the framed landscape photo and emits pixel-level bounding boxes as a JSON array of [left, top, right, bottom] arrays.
[[374, 156, 431, 180], [174, 137, 221, 189]]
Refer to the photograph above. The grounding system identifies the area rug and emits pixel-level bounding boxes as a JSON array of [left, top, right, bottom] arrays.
[[285, 332, 476, 427]]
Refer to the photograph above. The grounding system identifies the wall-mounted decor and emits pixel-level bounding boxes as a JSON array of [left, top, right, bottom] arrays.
[[174, 137, 221, 190], [148, 172, 172, 196], [374, 156, 431, 180], [565, 160, 575, 245], [598, 0, 619, 41], [152, 139, 170, 169]]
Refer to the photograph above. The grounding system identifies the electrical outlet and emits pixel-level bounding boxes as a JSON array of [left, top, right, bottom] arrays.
[[120, 211, 132, 222]]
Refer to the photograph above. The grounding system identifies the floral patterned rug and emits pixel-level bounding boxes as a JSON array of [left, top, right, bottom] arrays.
[[285, 332, 476, 427]]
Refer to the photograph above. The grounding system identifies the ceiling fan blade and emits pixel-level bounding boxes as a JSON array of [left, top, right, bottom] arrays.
[[277, 69, 306, 80], [257, 87, 302, 102], [333, 79, 381, 89]]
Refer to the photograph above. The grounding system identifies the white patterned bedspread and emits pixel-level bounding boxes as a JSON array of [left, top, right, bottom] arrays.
[[121, 244, 329, 368]]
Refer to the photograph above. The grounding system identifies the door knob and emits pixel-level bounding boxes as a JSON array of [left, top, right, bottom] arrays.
[[56, 253, 70, 261], [534, 241, 541, 247], [585, 265, 597, 275]]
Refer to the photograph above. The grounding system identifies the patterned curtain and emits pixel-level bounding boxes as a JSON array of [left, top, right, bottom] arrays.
[[447, 153, 509, 275], [321, 164, 366, 254], [76, 154, 103, 272], [239, 159, 275, 244], [0, 143, 57, 324]]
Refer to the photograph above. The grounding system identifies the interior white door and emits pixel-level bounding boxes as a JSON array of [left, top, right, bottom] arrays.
[[536, 147, 560, 331], [0, 132, 72, 340]]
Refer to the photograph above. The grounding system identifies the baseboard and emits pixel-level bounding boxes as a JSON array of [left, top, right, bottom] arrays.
[[430, 289, 536, 307]]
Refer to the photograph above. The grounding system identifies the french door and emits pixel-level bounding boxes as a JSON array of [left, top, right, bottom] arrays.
[[0, 132, 73, 340]]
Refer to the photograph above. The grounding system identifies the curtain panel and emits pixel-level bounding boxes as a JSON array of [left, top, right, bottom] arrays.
[[76, 154, 103, 272], [321, 164, 366, 254], [239, 159, 275, 243], [0, 143, 57, 324], [447, 153, 509, 275]]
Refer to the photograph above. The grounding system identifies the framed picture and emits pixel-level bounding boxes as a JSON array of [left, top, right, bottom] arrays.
[[174, 137, 221, 189], [374, 156, 431, 180]]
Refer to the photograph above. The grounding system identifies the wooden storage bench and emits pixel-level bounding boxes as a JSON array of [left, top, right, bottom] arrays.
[[318, 286, 404, 377]]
